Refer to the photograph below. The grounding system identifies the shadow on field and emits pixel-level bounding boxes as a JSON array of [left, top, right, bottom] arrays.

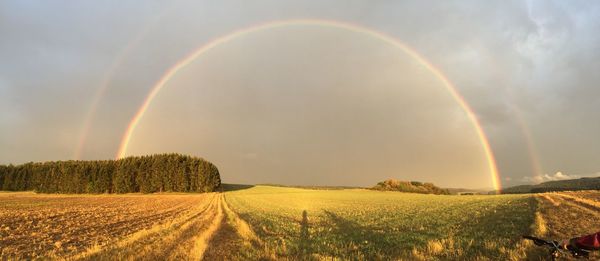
[[220, 184, 255, 192], [299, 210, 312, 256], [319, 210, 396, 259]]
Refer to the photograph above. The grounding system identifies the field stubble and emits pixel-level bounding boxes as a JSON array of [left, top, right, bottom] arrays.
[[0, 192, 217, 259], [535, 191, 600, 248], [1, 188, 599, 260]]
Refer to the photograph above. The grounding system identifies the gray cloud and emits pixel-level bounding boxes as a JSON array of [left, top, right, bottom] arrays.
[[1, 0, 599, 188]]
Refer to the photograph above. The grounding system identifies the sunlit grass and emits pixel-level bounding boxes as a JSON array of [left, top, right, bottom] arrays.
[[225, 185, 537, 260]]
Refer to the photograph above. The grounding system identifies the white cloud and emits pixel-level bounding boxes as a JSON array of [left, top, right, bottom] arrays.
[[522, 171, 600, 184]]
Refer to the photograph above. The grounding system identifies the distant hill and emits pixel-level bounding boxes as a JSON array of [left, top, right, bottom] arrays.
[[372, 179, 449, 195], [501, 177, 600, 194]]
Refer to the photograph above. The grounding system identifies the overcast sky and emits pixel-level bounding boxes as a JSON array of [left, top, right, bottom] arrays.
[[1, 0, 599, 189]]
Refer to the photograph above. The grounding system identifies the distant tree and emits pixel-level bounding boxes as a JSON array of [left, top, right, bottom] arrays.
[[372, 179, 449, 195], [0, 165, 5, 189]]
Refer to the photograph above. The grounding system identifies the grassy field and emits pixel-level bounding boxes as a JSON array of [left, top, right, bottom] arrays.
[[225, 186, 538, 260], [0, 187, 599, 260]]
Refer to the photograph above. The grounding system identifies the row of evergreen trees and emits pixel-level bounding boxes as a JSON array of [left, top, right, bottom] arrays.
[[0, 154, 221, 194]]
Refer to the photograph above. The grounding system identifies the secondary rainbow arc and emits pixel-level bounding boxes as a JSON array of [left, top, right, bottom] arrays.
[[116, 19, 502, 191], [73, 3, 179, 160]]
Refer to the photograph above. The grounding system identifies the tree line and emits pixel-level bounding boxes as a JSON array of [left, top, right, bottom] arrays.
[[0, 153, 221, 193], [501, 177, 600, 194], [372, 179, 450, 195]]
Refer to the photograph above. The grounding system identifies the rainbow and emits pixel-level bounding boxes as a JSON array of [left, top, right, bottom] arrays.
[[116, 19, 502, 191], [73, 41, 137, 160], [508, 97, 544, 178], [470, 46, 544, 181], [73, 3, 179, 160]]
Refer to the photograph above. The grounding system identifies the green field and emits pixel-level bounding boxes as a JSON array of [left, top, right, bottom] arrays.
[[225, 186, 538, 260]]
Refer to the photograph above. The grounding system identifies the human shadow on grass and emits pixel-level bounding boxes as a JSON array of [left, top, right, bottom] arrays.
[[284, 210, 314, 259], [299, 210, 311, 255]]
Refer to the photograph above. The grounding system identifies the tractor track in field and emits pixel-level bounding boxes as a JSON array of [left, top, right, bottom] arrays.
[[202, 194, 264, 260], [75, 194, 222, 260], [74, 193, 261, 260], [0, 193, 217, 260], [554, 193, 600, 214], [556, 198, 600, 218], [0, 190, 261, 260], [536, 193, 600, 244]]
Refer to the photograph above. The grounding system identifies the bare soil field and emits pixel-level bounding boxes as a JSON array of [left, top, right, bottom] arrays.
[[0, 192, 217, 259]]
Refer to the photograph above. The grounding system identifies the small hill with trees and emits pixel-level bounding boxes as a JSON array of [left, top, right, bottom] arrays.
[[0, 153, 220, 194], [501, 177, 600, 194], [372, 179, 449, 195]]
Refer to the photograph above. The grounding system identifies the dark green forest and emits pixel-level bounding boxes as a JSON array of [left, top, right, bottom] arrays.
[[0, 154, 220, 193], [372, 179, 450, 195], [501, 177, 600, 194]]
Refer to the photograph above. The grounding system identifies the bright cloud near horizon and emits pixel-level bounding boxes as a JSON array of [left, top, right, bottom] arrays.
[[522, 171, 600, 184], [1, 1, 600, 189]]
